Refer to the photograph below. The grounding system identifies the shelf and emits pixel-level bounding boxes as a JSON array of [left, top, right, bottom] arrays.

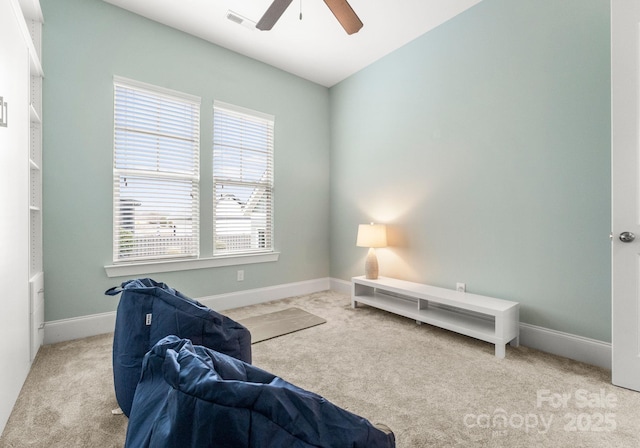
[[21, 0, 44, 360], [352, 290, 418, 316], [29, 271, 44, 285], [30, 76, 42, 115], [29, 48, 43, 77], [10, 0, 44, 362], [18, 18, 43, 76], [354, 290, 498, 343], [353, 276, 517, 315], [29, 104, 41, 123], [352, 276, 520, 358]]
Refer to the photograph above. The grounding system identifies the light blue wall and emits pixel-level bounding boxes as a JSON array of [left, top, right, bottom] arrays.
[[42, 0, 612, 343], [329, 0, 611, 341], [41, 0, 331, 321]]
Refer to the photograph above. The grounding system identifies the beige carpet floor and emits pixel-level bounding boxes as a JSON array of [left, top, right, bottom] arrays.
[[1, 290, 639, 447]]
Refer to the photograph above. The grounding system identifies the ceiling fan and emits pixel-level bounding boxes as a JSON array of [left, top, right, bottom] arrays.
[[256, 0, 363, 35]]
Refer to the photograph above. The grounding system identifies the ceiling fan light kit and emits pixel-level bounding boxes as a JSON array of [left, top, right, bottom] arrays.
[[227, 11, 257, 30], [256, 0, 363, 35]]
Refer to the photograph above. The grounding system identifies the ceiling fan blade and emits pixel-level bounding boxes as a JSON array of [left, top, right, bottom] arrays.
[[256, 0, 294, 31], [323, 0, 363, 35]]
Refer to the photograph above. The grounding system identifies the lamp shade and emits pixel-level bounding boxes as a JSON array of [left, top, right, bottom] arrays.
[[356, 223, 387, 248]]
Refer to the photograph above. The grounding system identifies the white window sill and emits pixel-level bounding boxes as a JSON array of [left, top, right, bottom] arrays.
[[104, 252, 280, 278]]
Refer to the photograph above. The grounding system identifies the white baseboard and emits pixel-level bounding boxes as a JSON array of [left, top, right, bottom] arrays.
[[44, 311, 117, 345], [330, 277, 612, 370], [43, 276, 612, 370], [198, 277, 331, 311], [330, 277, 351, 295], [44, 277, 331, 345], [519, 323, 611, 370]]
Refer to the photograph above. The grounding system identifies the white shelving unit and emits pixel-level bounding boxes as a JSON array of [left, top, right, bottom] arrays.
[[351, 276, 520, 358], [19, 0, 44, 361]]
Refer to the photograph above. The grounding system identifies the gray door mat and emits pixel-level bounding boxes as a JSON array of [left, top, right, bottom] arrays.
[[238, 307, 327, 344]]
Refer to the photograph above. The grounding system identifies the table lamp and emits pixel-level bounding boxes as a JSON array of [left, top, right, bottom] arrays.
[[356, 223, 387, 279]]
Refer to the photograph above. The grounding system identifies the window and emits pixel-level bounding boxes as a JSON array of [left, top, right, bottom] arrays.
[[113, 77, 200, 262], [213, 101, 274, 256]]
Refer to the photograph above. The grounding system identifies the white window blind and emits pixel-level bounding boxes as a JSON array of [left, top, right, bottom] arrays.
[[213, 101, 274, 255], [113, 77, 200, 262]]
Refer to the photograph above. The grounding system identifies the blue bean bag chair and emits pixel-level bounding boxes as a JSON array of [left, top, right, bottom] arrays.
[[125, 336, 395, 448], [105, 278, 251, 417]]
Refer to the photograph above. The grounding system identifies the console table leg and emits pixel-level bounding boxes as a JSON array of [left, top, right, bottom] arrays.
[[509, 336, 519, 347], [495, 344, 506, 359]]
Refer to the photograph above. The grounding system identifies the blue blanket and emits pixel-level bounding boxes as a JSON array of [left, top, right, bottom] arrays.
[[106, 278, 251, 417], [125, 336, 396, 448]]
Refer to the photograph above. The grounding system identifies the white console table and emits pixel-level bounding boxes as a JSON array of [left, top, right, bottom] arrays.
[[351, 276, 519, 358]]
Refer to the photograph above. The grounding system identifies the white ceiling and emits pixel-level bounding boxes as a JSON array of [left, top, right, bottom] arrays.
[[102, 0, 482, 87]]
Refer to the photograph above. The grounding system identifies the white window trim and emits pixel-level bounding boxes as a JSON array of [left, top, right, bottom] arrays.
[[104, 251, 280, 278], [213, 100, 274, 122], [106, 83, 281, 276], [114, 76, 201, 104]]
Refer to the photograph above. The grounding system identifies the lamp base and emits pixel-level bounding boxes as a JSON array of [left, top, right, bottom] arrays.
[[365, 248, 379, 279]]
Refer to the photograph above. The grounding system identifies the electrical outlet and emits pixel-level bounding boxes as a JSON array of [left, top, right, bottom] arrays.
[[237, 270, 244, 281], [456, 282, 466, 293]]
